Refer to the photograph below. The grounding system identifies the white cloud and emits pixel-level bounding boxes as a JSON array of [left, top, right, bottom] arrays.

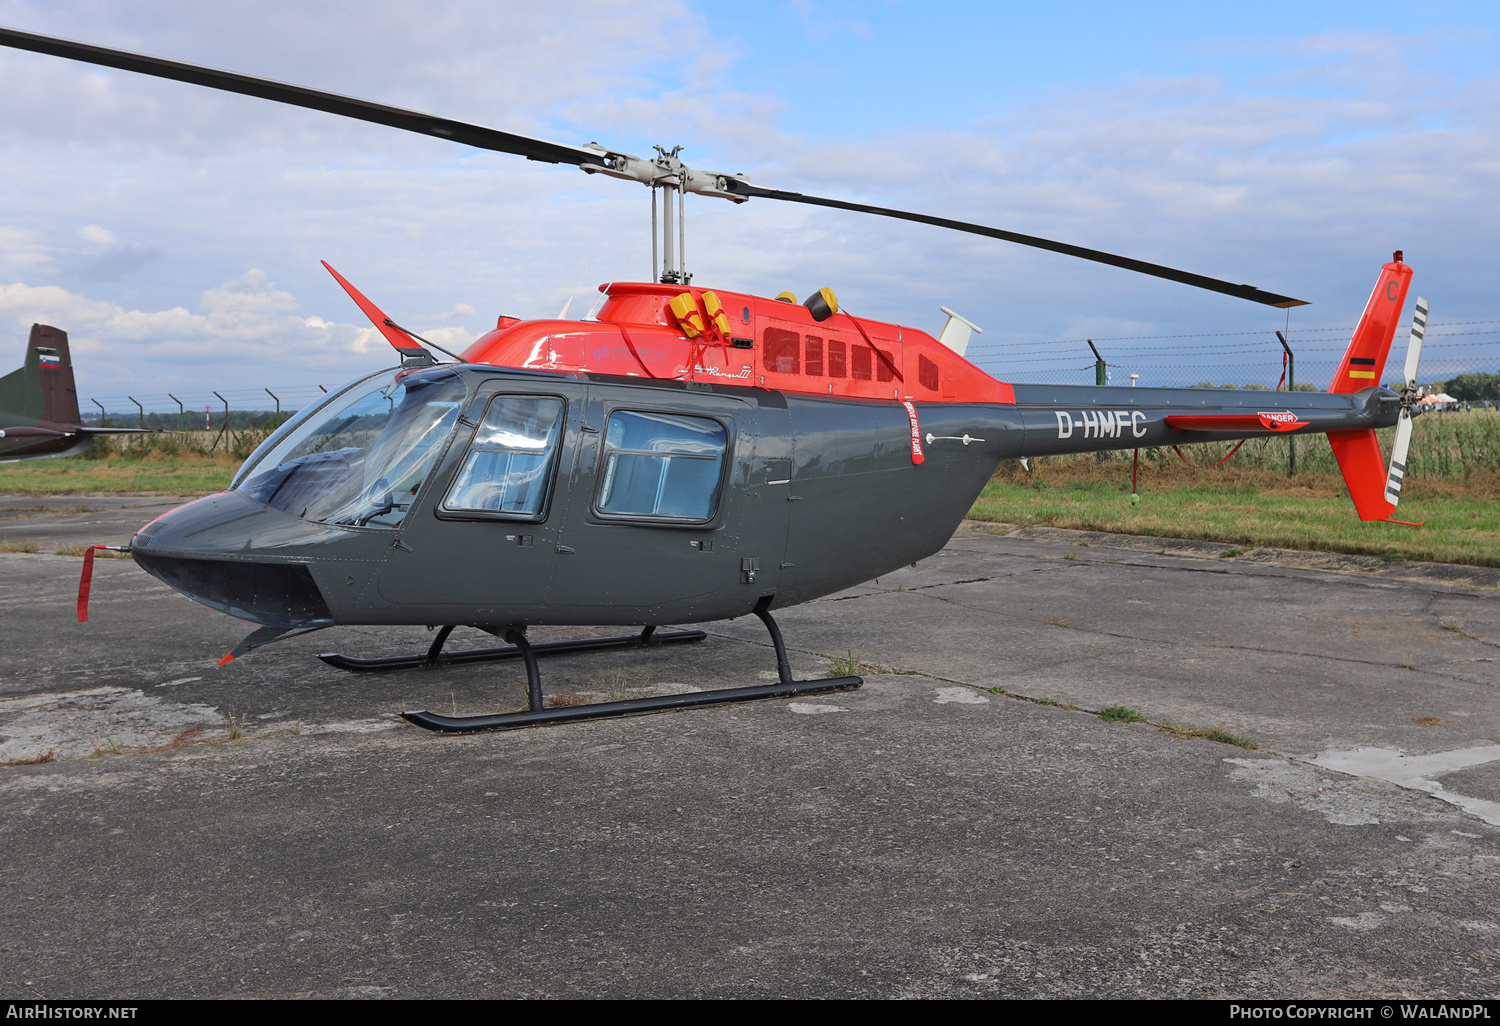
[[79, 224, 118, 246], [0, 271, 417, 396]]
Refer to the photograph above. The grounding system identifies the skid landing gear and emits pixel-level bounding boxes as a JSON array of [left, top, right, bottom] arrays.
[[397, 601, 863, 734], [318, 624, 706, 672]]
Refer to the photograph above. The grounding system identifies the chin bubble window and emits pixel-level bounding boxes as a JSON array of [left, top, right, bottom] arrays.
[[443, 396, 565, 519], [596, 410, 728, 521]]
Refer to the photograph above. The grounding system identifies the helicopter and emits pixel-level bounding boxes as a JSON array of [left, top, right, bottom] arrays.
[[2, 26, 1429, 734]]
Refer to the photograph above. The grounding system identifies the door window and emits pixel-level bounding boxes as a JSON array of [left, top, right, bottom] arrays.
[[442, 395, 564, 519], [596, 410, 728, 521]]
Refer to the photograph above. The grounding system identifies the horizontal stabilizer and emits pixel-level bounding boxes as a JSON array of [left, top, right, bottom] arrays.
[[1165, 413, 1308, 433]]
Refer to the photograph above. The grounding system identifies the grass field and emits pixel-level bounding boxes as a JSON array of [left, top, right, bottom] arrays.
[[972, 460, 1500, 567], [0, 428, 263, 495], [0, 452, 238, 495], [973, 413, 1500, 567], [2, 411, 1496, 566]]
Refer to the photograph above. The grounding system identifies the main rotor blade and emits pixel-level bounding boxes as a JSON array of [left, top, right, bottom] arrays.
[[731, 183, 1309, 308], [0, 25, 599, 167], [1, 25, 1308, 307]]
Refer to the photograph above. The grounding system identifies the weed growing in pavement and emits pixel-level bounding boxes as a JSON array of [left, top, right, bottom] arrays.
[[824, 650, 865, 677], [89, 736, 124, 758], [0, 541, 39, 553], [1037, 696, 1061, 707], [1159, 721, 1259, 750], [986, 687, 1007, 695], [1220, 549, 1244, 559], [605, 670, 638, 703], [1098, 706, 1147, 723], [1413, 716, 1443, 726]]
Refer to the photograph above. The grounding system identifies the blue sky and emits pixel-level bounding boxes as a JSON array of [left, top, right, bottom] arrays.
[[0, 0, 1496, 404]]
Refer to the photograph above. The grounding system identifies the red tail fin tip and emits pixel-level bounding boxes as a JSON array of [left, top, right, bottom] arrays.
[[1328, 258, 1412, 396]]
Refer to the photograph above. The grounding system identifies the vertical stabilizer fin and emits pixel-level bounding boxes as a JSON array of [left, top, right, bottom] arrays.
[[1328, 253, 1413, 395], [1329, 428, 1397, 521], [0, 324, 80, 426]]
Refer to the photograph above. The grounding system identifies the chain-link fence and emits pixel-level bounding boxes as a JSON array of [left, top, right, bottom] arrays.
[[76, 320, 1500, 471], [81, 384, 336, 431], [967, 319, 1500, 392]]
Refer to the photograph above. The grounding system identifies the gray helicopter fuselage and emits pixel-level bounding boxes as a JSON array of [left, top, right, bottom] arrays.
[[128, 364, 1396, 633]]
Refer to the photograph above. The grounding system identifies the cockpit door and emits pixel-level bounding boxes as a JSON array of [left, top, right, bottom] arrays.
[[376, 381, 585, 615]]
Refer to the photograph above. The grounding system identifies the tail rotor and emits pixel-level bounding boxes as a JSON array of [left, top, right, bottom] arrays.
[[1384, 297, 1428, 506]]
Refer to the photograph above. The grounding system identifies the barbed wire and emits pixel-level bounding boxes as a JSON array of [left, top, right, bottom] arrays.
[[966, 320, 1500, 354]]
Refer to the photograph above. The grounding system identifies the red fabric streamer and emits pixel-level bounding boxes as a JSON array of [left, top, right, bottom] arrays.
[[616, 324, 657, 379], [76, 544, 105, 622]]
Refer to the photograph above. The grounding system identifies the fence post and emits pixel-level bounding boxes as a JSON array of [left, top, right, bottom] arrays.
[[128, 396, 144, 429], [265, 388, 281, 420], [1276, 331, 1296, 477], [212, 391, 232, 453], [167, 393, 184, 434], [91, 399, 106, 427], [1087, 340, 1106, 386]]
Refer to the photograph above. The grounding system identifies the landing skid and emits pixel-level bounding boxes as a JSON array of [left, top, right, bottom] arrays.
[[318, 624, 705, 673], [396, 601, 863, 734]]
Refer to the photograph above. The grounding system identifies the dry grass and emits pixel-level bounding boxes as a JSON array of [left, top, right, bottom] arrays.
[[0, 541, 39, 553], [1159, 722, 1260, 749], [0, 749, 56, 768], [53, 545, 131, 558]]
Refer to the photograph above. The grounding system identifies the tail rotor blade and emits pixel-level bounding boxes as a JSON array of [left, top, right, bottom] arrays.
[[1404, 297, 1428, 389], [1385, 409, 1413, 507]]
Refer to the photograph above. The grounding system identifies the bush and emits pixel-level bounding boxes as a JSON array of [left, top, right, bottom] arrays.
[[1445, 372, 1500, 402]]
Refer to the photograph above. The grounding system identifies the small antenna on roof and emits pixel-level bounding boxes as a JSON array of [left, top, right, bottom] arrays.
[[585, 256, 632, 321], [557, 266, 591, 319]]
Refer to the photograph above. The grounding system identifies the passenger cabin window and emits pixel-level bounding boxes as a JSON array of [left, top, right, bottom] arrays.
[[876, 347, 896, 383], [763, 327, 799, 374], [597, 411, 728, 521], [443, 396, 564, 519]]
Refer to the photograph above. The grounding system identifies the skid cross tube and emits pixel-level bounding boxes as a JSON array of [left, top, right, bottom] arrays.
[[398, 603, 862, 733], [319, 624, 703, 672]]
